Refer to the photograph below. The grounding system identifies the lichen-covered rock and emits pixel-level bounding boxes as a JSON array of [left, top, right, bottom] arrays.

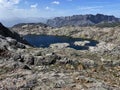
[[74, 41, 90, 46], [50, 43, 70, 49], [89, 42, 116, 52]]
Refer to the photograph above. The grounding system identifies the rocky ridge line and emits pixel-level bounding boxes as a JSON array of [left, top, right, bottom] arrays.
[[47, 14, 120, 27]]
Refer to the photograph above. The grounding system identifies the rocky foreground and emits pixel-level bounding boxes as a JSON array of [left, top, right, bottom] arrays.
[[0, 23, 120, 90]]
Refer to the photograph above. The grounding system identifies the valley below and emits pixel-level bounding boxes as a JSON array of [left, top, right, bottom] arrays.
[[0, 18, 120, 90]]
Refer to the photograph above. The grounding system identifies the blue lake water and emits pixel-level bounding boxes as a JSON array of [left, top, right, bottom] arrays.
[[24, 35, 98, 50]]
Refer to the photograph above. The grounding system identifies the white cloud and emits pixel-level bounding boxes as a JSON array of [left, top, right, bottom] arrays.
[[30, 3, 38, 9], [10, 0, 20, 4], [52, 1, 60, 5], [45, 6, 50, 10], [0, 0, 20, 4], [0, 1, 41, 19], [0, 0, 20, 7], [45, 6, 54, 11], [0, 0, 22, 19]]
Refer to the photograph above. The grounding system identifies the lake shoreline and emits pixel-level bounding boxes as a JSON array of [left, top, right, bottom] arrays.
[[23, 35, 99, 50]]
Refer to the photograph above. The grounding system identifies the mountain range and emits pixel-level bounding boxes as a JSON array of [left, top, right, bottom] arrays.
[[47, 14, 120, 27], [2, 14, 120, 27], [0, 17, 47, 27]]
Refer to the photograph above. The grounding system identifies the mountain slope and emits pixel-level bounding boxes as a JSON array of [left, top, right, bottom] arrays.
[[11, 22, 51, 35], [0, 23, 29, 45]]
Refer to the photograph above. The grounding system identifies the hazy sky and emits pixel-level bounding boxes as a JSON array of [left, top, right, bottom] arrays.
[[0, 0, 120, 26]]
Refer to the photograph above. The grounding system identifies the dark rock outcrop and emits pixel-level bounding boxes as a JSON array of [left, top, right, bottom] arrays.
[[47, 14, 120, 27], [0, 23, 29, 45]]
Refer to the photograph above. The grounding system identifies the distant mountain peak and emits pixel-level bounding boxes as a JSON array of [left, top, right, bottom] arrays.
[[47, 14, 120, 27]]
